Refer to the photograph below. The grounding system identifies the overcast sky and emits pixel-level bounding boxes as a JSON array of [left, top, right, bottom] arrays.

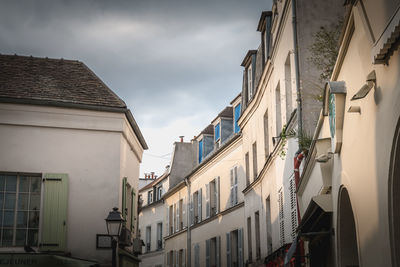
[[0, 0, 272, 177]]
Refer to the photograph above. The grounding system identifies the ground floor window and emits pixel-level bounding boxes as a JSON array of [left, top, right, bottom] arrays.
[[0, 174, 41, 247]]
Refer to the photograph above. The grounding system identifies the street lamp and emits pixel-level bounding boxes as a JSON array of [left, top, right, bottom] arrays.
[[105, 207, 125, 267]]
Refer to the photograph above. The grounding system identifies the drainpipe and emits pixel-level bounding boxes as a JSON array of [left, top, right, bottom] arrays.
[[292, 0, 303, 139], [185, 177, 191, 266]]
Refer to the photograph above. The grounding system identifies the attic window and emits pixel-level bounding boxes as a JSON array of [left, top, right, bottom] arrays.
[[198, 139, 203, 163], [234, 104, 241, 133], [247, 65, 253, 99], [215, 123, 221, 147]]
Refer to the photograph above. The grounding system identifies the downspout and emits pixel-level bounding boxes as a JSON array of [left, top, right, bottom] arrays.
[[185, 177, 191, 266], [292, 0, 303, 139], [292, 1, 305, 265]]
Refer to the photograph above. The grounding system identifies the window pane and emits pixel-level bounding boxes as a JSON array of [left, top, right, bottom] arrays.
[[5, 176, 16, 192], [18, 194, 29, 210], [0, 193, 4, 209], [17, 212, 28, 228], [28, 211, 39, 228], [15, 229, 26, 246], [19, 177, 30, 193], [30, 178, 41, 193], [4, 193, 16, 210], [28, 229, 38, 246], [2, 229, 13, 246], [0, 176, 5, 191], [29, 194, 40, 211], [3, 211, 14, 227]]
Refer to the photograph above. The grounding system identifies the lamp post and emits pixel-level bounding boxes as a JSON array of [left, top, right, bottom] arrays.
[[105, 207, 125, 267]]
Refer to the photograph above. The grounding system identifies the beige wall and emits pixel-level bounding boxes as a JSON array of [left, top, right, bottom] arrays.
[[0, 103, 143, 264]]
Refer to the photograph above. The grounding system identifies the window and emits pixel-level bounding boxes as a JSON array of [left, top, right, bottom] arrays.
[[234, 104, 241, 133], [245, 153, 250, 186], [168, 250, 174, 267], [226, 229, 243, 267], [199, 139, 203, 163], [247, 217, 253, 262], [264, 110, 270, 156], [275, 82, 282, 136], [230, 167, 238, 206], [192, 189, 202, 224], [284, 54, 293, 122], [179, 199, 183, 230], [156, 186, 163, 201], [266, 196, 272, 254], [157, 222, 163, 250], [255, 211, 261, 260], [179, 249, 185, 267], [146, 226, 151, 252], [215, 123, 221, 148], [207, 178, 219, 218], [247, 65, 253, 99], [148, 190, 153, 204], [169, 205, 173, 234], [278, 189, 285, 245], [0, 174, 41, 247], [252, 142, 258, 180], [194, 243, 200, 267], [174, 203, 177, 232], [122, 178, 136, 233], [206, 236, 220, 267]]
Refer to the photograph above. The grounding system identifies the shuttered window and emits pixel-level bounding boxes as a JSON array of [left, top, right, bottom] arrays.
[[230, 167, 238, 206], [278, 189, 285, 245], [194, 243, 200, 267], [41, 173, 68, 252]]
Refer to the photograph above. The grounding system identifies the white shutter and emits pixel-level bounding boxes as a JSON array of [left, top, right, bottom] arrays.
[[216, 177, 220, 213], [176, 202, 180, 232], [216, 236, 221, 267], [198, 188, 202, 222], [173, 203, 177, 233], [230, 170, 234, 207], [238, 228, 244, 267], [234, 167, 238, 204], [206, 183, 210, 218], [190, 194, 194, 226], [182, 196, 187, 228], [166, 206, 170, 236], [226, 232, 231, 267], [206, 239, 211, 267]]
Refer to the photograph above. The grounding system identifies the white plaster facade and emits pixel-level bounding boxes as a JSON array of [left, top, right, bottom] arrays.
[[0, 103, 145, 265]]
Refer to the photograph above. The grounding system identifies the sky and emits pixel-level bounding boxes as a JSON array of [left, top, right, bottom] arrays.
[[0, 0, 272, 177]]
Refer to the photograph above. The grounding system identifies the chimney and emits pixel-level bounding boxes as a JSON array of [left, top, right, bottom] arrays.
[[151, 172, 155, 179], [179, 136, 184, 142]]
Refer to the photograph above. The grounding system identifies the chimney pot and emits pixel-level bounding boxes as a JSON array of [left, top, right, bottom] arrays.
[[179, 136, 184, 142]]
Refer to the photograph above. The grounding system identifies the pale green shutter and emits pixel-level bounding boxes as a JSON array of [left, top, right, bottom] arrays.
[[40, 173, 68, 252], [122, 177, 127, 220], [131, 188, 136, 232]]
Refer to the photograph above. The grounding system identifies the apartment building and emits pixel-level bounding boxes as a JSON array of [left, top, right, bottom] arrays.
[[139, 141, 196, 267], [238, 0, 343, 265], [163, 96, 245, 267], [297, 1, 400, 266]]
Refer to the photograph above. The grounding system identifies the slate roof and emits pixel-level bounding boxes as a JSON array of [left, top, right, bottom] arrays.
[[0, 54, 148, 149], [0, 54, 126, 108]]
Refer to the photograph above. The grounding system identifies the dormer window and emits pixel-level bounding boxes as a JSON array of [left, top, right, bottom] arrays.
[[234, 104, 241, 133], [215, 123, 221, 148], [247, 65, 253, 99], [198, 139, 203, 163]]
